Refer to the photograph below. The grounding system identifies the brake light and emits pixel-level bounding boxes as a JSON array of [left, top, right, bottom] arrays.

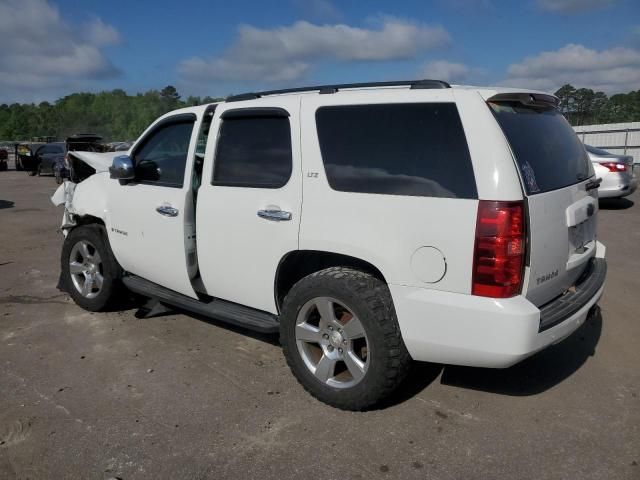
[[601, 162, 626, 172], [472, 200, 525, 298]]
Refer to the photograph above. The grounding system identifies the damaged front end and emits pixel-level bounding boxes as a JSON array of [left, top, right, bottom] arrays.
[[51, 180, 78, 233], [51, 151, 116, 235]]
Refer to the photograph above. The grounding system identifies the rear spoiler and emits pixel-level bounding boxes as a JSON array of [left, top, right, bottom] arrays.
[[487, 92, 559, 110]]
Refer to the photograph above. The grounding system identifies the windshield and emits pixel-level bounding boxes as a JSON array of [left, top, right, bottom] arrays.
[[490, 102, 593, 194]]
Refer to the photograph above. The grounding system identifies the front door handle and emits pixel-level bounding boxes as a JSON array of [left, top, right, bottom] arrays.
[[257, 209, 292, 222], [156, 205, 179, 217]]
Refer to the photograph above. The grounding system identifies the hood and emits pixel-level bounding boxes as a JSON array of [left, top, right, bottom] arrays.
[[68, 151, 119, 173]]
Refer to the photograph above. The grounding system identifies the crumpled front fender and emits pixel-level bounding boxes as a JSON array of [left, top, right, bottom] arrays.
[[51, 173, 110, 234]]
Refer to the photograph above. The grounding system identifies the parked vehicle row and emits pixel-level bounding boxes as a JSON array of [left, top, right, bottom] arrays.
[[0, 136, 136, 179], [52, 80, 607, 410]]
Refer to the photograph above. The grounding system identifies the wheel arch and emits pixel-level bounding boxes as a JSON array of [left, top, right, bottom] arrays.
[[274, 250, 388, 312]]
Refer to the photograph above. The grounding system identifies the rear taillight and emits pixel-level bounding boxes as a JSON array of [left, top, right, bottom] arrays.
[[472, 200, 525, 298], [601, 162, 626, 172]]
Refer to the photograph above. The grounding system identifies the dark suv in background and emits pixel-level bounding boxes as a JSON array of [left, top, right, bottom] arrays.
[[22, 134, 104, 182]]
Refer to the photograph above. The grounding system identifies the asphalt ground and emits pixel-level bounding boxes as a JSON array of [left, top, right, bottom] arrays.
[[0, 168, 638, 480]]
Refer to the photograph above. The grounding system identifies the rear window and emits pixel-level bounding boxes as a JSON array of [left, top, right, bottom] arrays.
[[489, 103, 593, 194], [315, 103, 477, 199]]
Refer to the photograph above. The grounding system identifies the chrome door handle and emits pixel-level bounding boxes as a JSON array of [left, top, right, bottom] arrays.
[[257, 209, 292, 221], [156, 205, 179, 217]]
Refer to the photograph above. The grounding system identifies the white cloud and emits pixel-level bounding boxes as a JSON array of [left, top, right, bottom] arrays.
[[179, 19, 450, 84], [503, 43, 640, 93], [537, 0, 616, 13], [0, 0, 121, 103], [84, 18, 123, 47], [420, 60, 471, 83]]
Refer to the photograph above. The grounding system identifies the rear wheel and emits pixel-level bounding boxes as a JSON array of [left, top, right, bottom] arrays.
[[280, 267, 411, 410], [61, 225, 122, 311]]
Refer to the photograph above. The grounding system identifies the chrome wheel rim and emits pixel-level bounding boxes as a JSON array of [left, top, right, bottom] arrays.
[[295, 296, 369, 389], [69, 240, 103, 299]]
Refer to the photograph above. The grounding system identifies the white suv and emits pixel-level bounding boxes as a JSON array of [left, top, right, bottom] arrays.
[[52, 80, 607, 410]]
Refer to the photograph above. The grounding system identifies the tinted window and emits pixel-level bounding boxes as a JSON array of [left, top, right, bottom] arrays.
[[213, 116, 292, 188], [39, 144, 64, 155], [315, 103, 477, 199], [134, 120, 194, 187], [490, 103, 593, 194]]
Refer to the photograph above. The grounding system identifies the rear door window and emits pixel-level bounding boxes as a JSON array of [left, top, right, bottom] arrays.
[[315, 103, 477, 199], [489, 103, 593, 194], [212, 114, 292, 188]]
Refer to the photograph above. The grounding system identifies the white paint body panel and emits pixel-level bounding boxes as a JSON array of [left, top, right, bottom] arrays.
[[105, 106, 209, 298], [196, 97, 302, 313], [390, 282, 603, 367], [299, 90, 480, 295]]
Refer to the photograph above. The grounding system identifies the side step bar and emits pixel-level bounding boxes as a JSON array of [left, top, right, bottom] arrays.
[[122, 275, 279, 334]]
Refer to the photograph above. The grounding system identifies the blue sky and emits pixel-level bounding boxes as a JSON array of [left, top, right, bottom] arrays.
[[1, 0, 639, 103]]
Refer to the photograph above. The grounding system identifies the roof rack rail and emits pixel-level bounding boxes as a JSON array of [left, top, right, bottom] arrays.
[[226, 79, 450, 102]]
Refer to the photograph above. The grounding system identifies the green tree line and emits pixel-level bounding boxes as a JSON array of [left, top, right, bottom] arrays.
[[0, 86, 222, 142], [1, 84, 639, 141], [554, 84, 640, 126]]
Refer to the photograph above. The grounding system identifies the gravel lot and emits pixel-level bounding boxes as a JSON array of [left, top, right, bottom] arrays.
[[0, 170, 638, 480]]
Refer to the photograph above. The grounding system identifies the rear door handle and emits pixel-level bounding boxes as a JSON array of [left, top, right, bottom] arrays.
[[257, 209, 292, 222], [156, 205, 179, 217]]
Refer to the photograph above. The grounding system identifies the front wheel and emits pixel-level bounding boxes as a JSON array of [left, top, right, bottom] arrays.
[[280, 267, 411, 410], [61, 225, 122, 311]]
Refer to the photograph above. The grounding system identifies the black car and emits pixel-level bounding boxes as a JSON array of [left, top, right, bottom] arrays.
[[23, 134, 105, 181], [28, 142, 66, 176]]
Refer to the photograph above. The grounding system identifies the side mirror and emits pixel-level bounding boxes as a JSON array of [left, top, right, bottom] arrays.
[[109, 155, 135, 182]]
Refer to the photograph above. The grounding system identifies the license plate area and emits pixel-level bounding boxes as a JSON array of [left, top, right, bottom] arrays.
[[570, 221, 588, 254]]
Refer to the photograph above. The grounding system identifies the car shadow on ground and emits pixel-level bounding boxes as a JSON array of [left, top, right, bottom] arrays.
[[0, 199, 15, 209], [439, 307, 602, 396], [599, 198, 634, 210]]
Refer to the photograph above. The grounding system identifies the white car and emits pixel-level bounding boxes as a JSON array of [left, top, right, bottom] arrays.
[[52, 80, 607, 410], [585, 144, 637, 199]]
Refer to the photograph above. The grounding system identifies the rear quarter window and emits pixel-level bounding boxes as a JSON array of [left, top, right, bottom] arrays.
[[315, 103, 477, 199]]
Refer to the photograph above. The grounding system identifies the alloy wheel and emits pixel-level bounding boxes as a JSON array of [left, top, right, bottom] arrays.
[[68, 240, 103, 299], [295, 296, 369, 388]]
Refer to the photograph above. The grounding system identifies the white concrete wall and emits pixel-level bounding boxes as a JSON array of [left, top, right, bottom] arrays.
[[574, 122, 640, 165]]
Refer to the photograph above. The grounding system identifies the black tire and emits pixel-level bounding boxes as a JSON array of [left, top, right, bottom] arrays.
[[280, 267, 411, 411], [60, 224, 123, 311]]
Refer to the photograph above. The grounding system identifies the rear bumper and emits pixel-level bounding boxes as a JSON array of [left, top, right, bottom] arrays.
[[391, 249, 606, 368], [598, 173, 637, 198]]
